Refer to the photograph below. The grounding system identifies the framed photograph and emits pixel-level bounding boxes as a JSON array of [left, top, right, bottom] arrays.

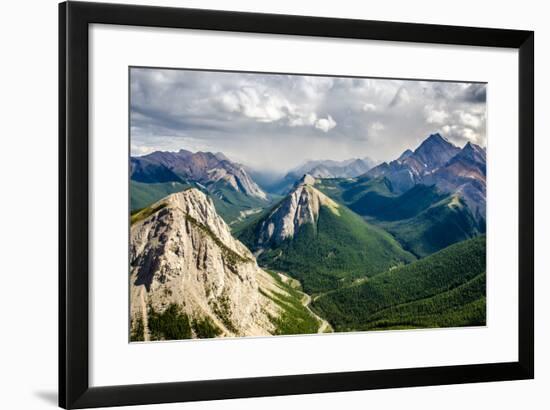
[[59, 1, 534, 408]]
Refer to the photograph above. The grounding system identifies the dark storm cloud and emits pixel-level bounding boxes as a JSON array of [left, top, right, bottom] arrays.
[[130, 68, 487, 172], [461, 83, 487, 103]]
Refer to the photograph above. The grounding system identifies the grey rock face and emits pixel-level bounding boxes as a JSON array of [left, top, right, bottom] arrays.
[[130, 188, 284, 340], [255, 175, 340, 247], [413, 133, 461, 172], [362, 133, 486, 220], [425, 142, 487, 219], [131, 150, 267, 200]]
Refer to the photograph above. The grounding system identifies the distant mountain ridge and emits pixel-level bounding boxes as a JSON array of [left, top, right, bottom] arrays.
[[131, 149, 267, 200], [130, 149, 272, 227], [364, 133, 486, 219], [286, 157, 377, 180], [315, 176, 483, 257]]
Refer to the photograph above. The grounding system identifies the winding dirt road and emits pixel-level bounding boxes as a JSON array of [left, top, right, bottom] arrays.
[[274, 270, 333, 333], [301, 289, 333, 333]]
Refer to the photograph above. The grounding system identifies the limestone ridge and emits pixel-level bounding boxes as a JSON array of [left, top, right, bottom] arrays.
[[130, 188, 284, 340], [131, 150, 268, 200], [256, 174, 340, 247]]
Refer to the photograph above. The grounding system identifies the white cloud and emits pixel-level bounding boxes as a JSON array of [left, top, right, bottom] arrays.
[[457, 111, 482, 129], [367, 121, 386, 141], [362, 103, 377, 112], [370, 121, 385, 132], [424, 105, 449, 124], [441, 124, 483, 146], [131, 144, 156, 156], [217, 92, 240, 113], [216, 87, 291, 123], [300, 77, 334, 100], [314, 115, 337, 132], [130, 68, 486, 169], [389, 87, 411, 107]]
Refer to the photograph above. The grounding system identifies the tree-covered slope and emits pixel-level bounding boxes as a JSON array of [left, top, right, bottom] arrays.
[[208, 180, 273, 228], [311, 235, 486, 331], [130, 180, 191, 211], [240, 197, 416, 294], [317, 178, 483, 258], [315, 176, 393, 206], [315, 176, 445, 220], [378, 194, 482, 257], [131, 179, 273, 228], [351, 183, 446, 221]]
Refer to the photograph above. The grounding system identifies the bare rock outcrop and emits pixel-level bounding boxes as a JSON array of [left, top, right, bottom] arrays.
[[129, 188, 283, 341], [256, 174, 340, 247]]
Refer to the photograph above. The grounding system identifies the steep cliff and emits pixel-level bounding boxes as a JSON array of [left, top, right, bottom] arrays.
[[129, 188, 292, 341]]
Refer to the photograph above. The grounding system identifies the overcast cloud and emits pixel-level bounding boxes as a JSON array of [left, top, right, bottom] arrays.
[[130, 68, 487, 173]]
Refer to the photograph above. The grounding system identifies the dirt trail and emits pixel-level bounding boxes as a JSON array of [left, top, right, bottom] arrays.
[[300, 287, 333, 334], [265, 269, 334, 334]]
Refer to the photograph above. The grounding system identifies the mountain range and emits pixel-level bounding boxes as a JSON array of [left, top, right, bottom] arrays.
[[131, 149, 267, 199], [286, 157, 377, 180], [130, 150, 270, 226], [129, 132, 487, 340], [239, 175, 416, 293], [365, 133, 486, 220]]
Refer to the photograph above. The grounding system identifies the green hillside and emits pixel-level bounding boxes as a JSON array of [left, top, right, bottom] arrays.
[[377, 195, 482, 257], [351, 184, 446, 221], [208, 180, 272, 228], [312, 235, 486, 331], [241, 203, 416, 294], [130, 179, 273, 228], [317, 178, 482, 258], [260, 270, 322, 335], [130, 180, 190, 211], [315, 176, 393, 206]]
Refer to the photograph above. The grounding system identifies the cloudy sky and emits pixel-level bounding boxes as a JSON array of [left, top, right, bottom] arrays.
[[130, 67, 486, 173]]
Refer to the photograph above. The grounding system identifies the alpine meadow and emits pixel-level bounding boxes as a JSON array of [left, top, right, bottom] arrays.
[[129, 67, 487, 342]]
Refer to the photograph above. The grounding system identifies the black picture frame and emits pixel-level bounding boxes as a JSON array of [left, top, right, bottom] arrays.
[[59, 1, 534, 408]]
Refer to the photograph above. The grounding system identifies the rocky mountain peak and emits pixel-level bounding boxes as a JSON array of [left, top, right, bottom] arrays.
[[130, 188, 286, 340], [160, 188, 236, 244], [413, 133, 461, 170], [256, 181, 339, 247], [132, 149, 268, 201], [397, 149, 414, 161], [284, 157, 376, 180], [298, 173, 316, 186], [462, 141, 486, 157]]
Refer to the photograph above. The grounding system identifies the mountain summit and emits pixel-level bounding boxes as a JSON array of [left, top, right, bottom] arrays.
[[131, 149, 267, 200], [130, 149, 271, 226], [413, 133, 461, 170], [284, 157, 377, 182], [240, 177, 415, 293], [256, 174, 340, 247], [359, 133, 487, 223], [130, 188, 291, 340]]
